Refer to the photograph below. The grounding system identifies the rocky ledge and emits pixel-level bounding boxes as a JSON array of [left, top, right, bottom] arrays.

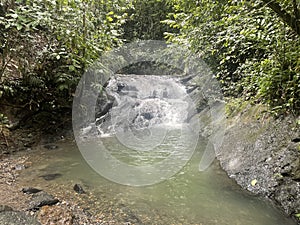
[[217, 104, 300, 223]]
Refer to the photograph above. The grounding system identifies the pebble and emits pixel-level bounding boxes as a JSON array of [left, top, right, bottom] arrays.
[[73, 184, 85, 194], [14, 164, 25, 171]]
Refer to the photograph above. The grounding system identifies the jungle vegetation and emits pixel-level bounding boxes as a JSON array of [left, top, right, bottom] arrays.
[[0, 0, 299, 122]]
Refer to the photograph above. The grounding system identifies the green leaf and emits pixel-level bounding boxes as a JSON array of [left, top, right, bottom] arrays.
[[10, 13, 18, 19], [106, 16, 114, 22], [16, 23, 23, 30], [68, 65, 75, 71]]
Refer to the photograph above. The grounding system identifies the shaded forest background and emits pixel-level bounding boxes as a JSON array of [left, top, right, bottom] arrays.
[[0, 0, 299, 127]]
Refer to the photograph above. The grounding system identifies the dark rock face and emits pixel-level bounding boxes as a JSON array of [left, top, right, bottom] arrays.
[[39, 173, 62, 181], [22, 187, 42, 194], [29, 191, 59, 210], [217, 112, 300, 222], [95, 91, 115, 119], [0, 211, 41, 225], [73, 184, 85, 194], [292, 137, 300, 143]]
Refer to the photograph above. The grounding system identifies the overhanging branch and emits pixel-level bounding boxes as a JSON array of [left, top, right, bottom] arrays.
[[261, 0, 300, 36]]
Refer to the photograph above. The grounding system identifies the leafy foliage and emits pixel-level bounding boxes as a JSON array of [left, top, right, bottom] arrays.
[[0, 0, 299, 119], [164, 0, 300, 114], [0, 0, 127, 112], [122, 0, 176, 41]]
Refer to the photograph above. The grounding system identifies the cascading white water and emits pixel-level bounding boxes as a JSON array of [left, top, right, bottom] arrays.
[[76, 74, 200, 186], [97, 75, 193, 137]]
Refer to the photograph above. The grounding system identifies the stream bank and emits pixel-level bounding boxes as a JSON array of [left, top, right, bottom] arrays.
[[217, 102, 300, 223]]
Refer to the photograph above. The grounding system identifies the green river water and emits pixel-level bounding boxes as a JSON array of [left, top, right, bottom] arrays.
[[15, 138, 296, 225]]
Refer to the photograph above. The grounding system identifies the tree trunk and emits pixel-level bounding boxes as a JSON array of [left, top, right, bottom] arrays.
[[261, 0, 300, 36]]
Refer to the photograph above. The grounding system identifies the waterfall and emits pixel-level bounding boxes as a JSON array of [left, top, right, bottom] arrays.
[[97, 75, 193, 138]]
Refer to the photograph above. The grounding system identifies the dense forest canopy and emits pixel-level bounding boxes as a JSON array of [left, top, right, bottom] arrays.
[[0, 0, 299, 120]]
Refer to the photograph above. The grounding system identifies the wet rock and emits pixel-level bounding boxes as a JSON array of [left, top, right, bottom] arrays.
[[186, 85, 198, 94], [73, 184, 85, 194], [141, 112, 154, 120], [217, 110, 300, 221], [29, 191, 59, 210], [118, 203, 142, 224], [43, 144, 59, 150], [180, 74, 195, 83], [22, 187, 42, 194], [0, 211, 41, 225], [117, 83, 126, 93], [273, 179, 300, 215], [292, 137, 300, 143], [39, 173, 62, 181], [95, 91, 115, 119]]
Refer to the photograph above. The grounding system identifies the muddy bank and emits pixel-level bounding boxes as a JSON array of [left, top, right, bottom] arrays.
[[0, 104, 73, 155], [217, 104, 300, 223]]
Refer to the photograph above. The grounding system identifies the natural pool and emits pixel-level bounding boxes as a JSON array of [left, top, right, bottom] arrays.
[[16, 140, 296, 225]]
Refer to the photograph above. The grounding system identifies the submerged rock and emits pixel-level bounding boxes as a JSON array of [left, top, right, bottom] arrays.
[[73, 184, 85, 194], [43, 144, 59, 150], [39, 173, 62, 181]]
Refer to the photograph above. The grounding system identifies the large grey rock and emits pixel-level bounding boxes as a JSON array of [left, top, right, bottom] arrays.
[[217, 111, 300, 220], [0, 211, 41, 225], [29, 191, 59, 210]]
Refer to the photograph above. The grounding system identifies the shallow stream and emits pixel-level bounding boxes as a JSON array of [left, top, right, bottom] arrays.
[[15, 140, 296, 225]]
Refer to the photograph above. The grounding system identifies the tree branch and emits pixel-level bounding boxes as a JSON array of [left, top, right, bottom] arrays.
[[293, 0, 300, 26], [261, 0, 300, 36]]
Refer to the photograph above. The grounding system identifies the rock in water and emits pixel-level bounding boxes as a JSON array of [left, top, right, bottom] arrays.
[[39, 173, 62, 181], [43, 144, 59, 150], [29, 191, 59, 210], [73, 184, 85, 194], [22, 187, 42, 194]]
